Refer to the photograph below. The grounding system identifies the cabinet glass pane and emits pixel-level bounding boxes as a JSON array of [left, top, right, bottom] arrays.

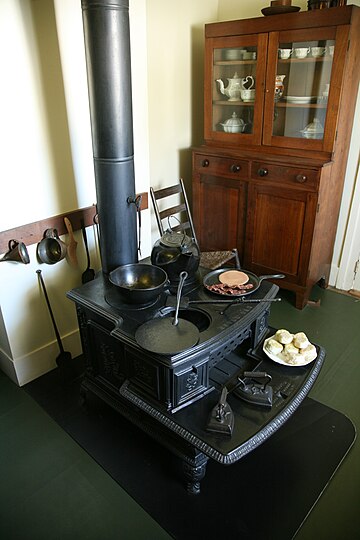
[[213, 46, 258, 135], [273, 39, 335, 139]]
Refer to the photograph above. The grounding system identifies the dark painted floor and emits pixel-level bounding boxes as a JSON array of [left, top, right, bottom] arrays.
[[0, 369, 170, 540], [0, 285, 359, 539], [269, 286, 360, 540]]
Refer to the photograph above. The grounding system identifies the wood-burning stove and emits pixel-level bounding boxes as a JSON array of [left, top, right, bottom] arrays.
[[68, 267, 276, 413], [67, 270, 324, 493]]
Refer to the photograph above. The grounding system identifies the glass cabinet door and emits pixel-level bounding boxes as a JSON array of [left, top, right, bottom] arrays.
[[204, 34, 267, 146], [263, 26, 347, 151]]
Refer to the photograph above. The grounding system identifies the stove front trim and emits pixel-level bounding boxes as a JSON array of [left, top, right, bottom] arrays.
[[119, 346, 325, 465]]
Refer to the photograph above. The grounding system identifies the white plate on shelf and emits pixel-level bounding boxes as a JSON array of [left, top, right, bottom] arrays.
[[284, 96, 318, 104], [223, 49, 245, 60], [263, 336, 317, 367]]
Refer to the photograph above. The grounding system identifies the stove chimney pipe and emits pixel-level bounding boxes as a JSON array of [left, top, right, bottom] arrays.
[[81, 0, 138, 273]]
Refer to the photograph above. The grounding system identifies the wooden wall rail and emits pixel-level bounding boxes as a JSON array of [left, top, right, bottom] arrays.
[[0, 192, 148, 255]]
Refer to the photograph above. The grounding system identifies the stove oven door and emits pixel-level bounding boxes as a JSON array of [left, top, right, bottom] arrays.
[[84, 320, 129, 388], [125, 345, 211, 413]]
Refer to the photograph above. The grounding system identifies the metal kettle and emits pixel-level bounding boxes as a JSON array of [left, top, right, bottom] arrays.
[[151, 228, 200, 287]]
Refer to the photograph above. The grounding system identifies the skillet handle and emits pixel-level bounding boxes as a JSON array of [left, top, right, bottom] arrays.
[[232, 248, 241, 269], [258, 273, 285, 283]]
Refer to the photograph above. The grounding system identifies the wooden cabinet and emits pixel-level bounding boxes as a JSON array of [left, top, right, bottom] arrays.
[[193, 6, 360, 308]]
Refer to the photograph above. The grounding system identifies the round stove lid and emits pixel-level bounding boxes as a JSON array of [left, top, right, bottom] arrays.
[[135, 316, 199, 355]]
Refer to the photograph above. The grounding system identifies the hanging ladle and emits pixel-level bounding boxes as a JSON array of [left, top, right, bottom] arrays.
[[135, 271, 200, 355]]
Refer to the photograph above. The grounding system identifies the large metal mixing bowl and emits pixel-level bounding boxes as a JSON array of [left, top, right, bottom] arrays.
[[109, 263, 169, 304]]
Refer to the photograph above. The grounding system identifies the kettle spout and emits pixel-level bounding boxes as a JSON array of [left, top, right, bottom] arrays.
[[216, 78, 225, 95]]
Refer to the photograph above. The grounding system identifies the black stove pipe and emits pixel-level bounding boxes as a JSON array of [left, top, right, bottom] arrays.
[[81, 0, 138, 273]]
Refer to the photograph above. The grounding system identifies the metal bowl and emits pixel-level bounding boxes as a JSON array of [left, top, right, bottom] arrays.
[[109, 263, 169, 304]]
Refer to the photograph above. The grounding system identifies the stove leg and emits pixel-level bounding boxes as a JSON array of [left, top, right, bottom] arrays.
[[79, 385, 89, 411], [182, 454, 209, 495]]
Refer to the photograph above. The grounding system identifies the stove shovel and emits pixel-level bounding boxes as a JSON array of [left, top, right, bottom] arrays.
[[36, 270, 73, 381], [206, 386, 234, 436]]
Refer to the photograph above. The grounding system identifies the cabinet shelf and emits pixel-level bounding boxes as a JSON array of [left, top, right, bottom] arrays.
[[213, 100, 255, 106], [215, 60, 257, 66], [276, 101, 328, 109], [215, 57, 333, 67], [213, 100, 328, 109], [278, 56, 333, 64]]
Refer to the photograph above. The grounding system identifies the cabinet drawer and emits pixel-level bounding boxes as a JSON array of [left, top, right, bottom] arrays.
[[251, 162, 319, 189], [194, 154, 249, 179]]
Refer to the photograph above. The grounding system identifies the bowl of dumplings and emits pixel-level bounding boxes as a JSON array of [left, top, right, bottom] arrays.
[[263, 329, 317, 366]]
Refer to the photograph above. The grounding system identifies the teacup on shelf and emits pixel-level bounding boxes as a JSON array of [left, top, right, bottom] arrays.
[[294, 47, 310, 58], [311, 46, 326, 57], [279, 48, 293, 59]]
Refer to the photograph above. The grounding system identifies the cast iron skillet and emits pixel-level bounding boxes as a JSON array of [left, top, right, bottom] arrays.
[[203, 269, 285, 297]]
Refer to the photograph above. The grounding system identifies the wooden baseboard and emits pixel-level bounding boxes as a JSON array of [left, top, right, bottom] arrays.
[[348, 289, 360, 299], [328, 285, 360, 299]]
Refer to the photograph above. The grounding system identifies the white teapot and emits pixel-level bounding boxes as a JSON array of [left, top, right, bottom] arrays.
[[217, 73, 254, 101]]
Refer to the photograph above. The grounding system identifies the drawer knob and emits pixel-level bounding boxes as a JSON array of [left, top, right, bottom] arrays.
[[230, 164, 241, 173], [258, 168, 269, 177], [296, 174, 307, 183], [201, 159, 209, 167]]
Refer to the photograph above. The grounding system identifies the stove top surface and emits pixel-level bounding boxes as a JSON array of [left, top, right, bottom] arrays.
[[67, 267, 279, 361]]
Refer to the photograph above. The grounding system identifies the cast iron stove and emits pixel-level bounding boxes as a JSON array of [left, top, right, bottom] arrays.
[[67, 268, 324, 494], [67, 266, 277, 413]]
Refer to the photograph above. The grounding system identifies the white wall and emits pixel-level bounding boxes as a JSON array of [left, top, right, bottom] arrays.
[[330, 88, 360, 290], [0, 0, 151, 385], [218, 0, 307, 19], [0, 0, 85, 384], [145, 0, 218, 236]]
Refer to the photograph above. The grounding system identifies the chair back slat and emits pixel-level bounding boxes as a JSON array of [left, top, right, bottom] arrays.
[[153, 184, 182, 200], [159, 204, 187, 221], [150, 179, 198, 245]]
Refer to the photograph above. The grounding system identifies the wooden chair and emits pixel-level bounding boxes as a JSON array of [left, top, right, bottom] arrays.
[[150, 179, 237, 270]]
